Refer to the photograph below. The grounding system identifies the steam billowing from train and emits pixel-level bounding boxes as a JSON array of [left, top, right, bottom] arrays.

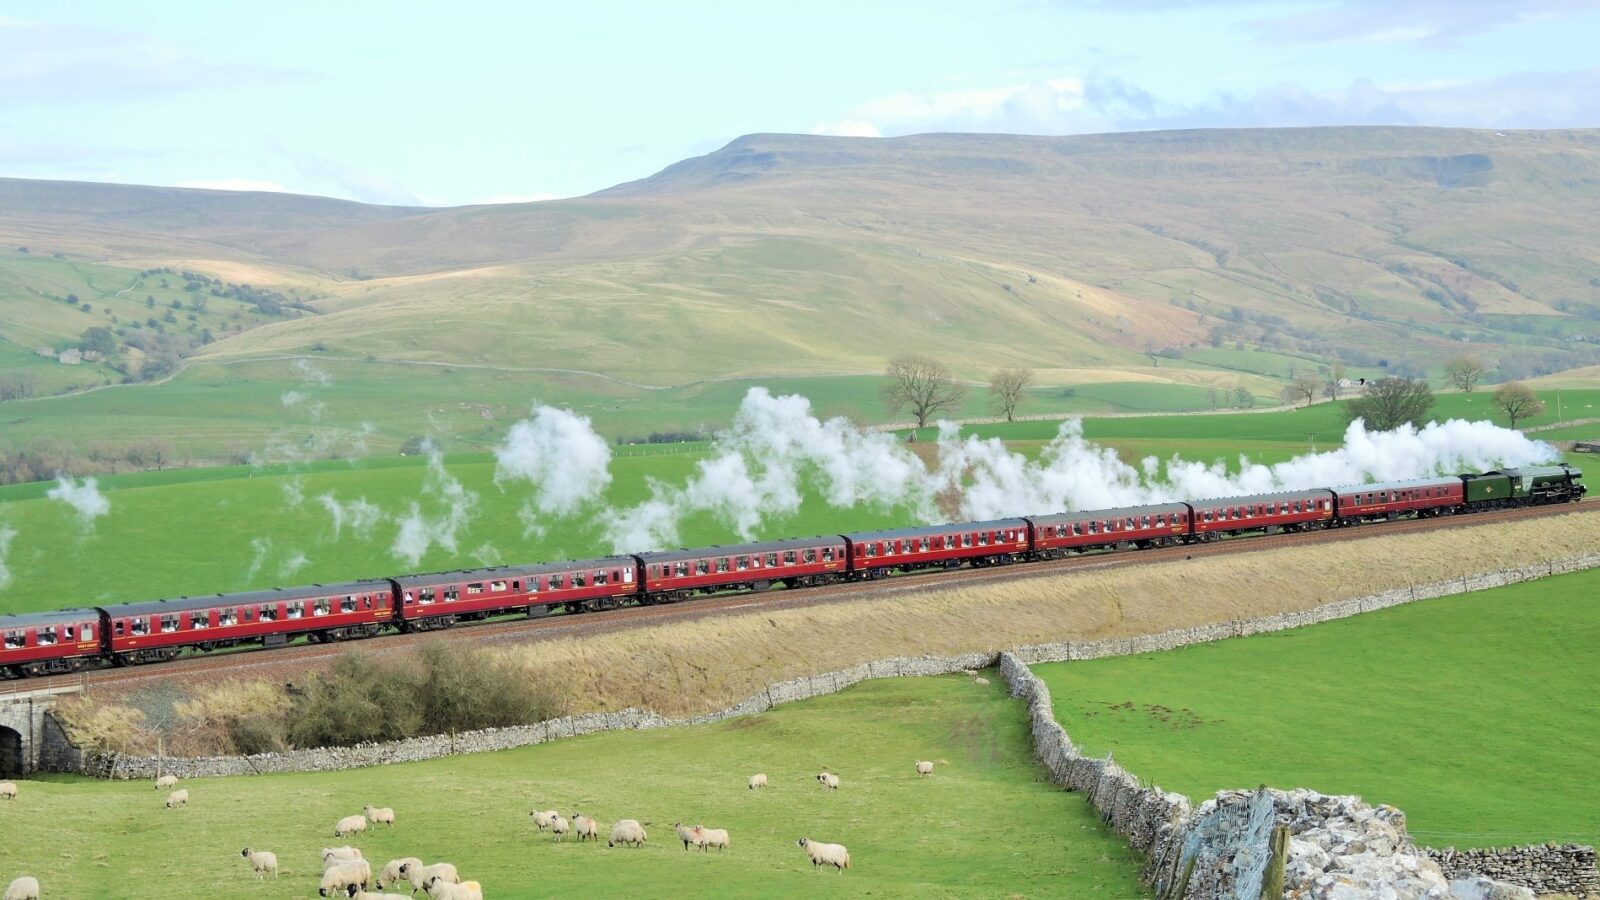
[[0, 525, 15, 589], [392, 442, 480, 566], [47, 475, 111, 527], [494, 405, 614, 538]]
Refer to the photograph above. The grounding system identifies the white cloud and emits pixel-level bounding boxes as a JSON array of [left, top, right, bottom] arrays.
[[47, 476, 110, 527], [176, 178, 292, 193]]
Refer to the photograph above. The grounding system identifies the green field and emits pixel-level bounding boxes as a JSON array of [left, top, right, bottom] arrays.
[[0, 675, 1149, 898], [1033, 567, 1600, 848]]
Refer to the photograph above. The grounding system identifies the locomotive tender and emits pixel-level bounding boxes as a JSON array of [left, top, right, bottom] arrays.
[[1, 464, 1583, 678]]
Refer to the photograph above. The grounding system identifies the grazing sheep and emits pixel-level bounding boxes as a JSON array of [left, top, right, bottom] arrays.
[[423, 878, 482, 900], [335, 813, 370, 837], [973, 676, 990, 686], [0, 782, 15, 800], [240, 847, 279, 879], [530, 809, 560, 832], [377, 858, 421, 889], [318, 858, 373, 896], [607, 818, 647, 848], [796, 837, 850, 872], [674, 822, 698, 850], [165, 788, 189, 808], [3, 877, 40, 900], [154, 774, 177, 791], [815, 772, 839, 790], [747, 773, 767, 790], [363, 804, 396, 827], [692, 825, 731, 852], [915, 760, 935, 777], [572, 812, 599, 842], [550, 815, 570, 841], [347, 886, 410, 900], [398, 862, 459, 895], [322, 847, 364, 867]]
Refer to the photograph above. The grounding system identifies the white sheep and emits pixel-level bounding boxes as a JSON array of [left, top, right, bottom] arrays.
[[607, 818, 647, 848], [815, 772, 839, 790], [674, 822, 698, 850], [165, 788, 189, 808], [973, 676, 990, 686], [423, 879, 482, 900], [334, 813, 370, 837], [318, 858, 372, 896], [530, 809, 560, 832], [346, 886, 410, 900], [363, 804, 396, 827], [797, 837, 850, 872], [377, 857, 421, 889], [692, 825, 730, 852], [747, 773, 767, 790], [550, 814, 570, 841], [154, 774, 177, 791], [240, 847, 279, 879], [572, 812, 599, 842], [399, 861, 459, 895], [3, 877, 39, 900], [915, 760, 935, 777], [322, 846, 364, 867], [0, 782, 15, 800]]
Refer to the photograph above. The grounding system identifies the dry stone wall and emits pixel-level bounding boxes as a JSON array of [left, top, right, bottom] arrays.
[[1427, 846, 1598, 899]]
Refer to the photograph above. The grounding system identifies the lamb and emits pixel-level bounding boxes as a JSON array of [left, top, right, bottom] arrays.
[[691, 825, 730, 852], [3, 877, 40, 900], [318, 858, 373, 896], [240, 847, 279, 879], [0, 782, 15, 800], [346, 886, 410, 900], [674, 822, 698, 850], [915, 760, 935, 777], [322, 846, 364, 866], [398, 861, 459, 895], [572, 812, 599, 842], [530, 809, 560, 832], [363, 804, 396, 827], [165, 788, 189, 808], [815, 772, 839, 790], [154, 774, 177, 791], [335, 813, 370, 837], [377, 858, 421, 889], [423, 878, 482, 900], [747, 773, 767, 790], [549, 814, 570, 841], [796, 837, 850, 872], [607, 818, 647, 848]]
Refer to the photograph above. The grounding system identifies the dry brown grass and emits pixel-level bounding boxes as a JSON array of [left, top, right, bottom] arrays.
[[491, 512, 1600, 717]]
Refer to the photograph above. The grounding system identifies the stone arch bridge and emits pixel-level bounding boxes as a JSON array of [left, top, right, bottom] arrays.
[[0, 684, 84, 778]]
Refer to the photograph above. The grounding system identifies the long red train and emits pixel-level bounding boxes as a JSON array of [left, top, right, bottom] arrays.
[[0, 465, 1584, 678]]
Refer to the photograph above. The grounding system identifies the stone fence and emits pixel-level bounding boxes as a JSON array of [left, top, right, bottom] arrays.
[[1427, 846, 1599, 898]]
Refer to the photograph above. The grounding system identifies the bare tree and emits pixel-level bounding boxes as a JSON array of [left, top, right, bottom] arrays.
[[1322, 363, 1347, 400], [884, 356, 966, 428], [1444, 354, 1488, 393], [1232, 386, 1256, 409], [988, 367, 1034, 422], [1206, 387, 1220, 410], [1282, 374, 1320, 408], [1491, 381, 1545, 429], [1346, 377, 1434, 430]]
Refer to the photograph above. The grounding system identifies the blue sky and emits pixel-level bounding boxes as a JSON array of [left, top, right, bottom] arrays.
[[3, 1, 1598, 206]]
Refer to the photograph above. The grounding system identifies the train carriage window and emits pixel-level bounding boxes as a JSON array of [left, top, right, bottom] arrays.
[[623, 568, 633, 583], [716, 558, 730, 573], [804, 548, 817, 563], [161, 614, 179, 633], [4, 629, 23, 649], [549, 574, 565, 590], [38, 626, 57, 645], [467, 583, 484, 595], [363, 595, 373, 609], [341, 596, 357, 613], [675, 562, 690, 577], [1142, 516, 1151, 528], [1072, 522, 1083, 536], [961, 532, 973, 547], [696, 559, 710, 575], [572, 572, 587, 588], [133, 617, 151, 634], [219, 608, 237, 626], [865, 542, 878, 558], [736, 556, 749, 571], [80, 624, 93, 641], [595, 570, 608, 586], [190, 611, 208, 629], [765, 552, 778, 568], [490, 580, 507, 592], [783, 550, 797, 565], [259, 604, 277, 621], [977, 531, 989, 546], [920, 537, 931, 551], [420, 588, 437, 605], [314, 598, 331, 616], [1202, 510, 1213, 522], [444, 587, 459, 602]]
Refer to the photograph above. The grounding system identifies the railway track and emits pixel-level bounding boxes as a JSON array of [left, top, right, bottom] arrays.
[[32, 498, 1598, 694]]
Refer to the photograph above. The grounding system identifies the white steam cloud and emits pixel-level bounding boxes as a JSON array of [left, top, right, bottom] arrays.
[[318, 493, 384, 540], [245, 537, 271, 581], [47, 476, 111, 526], [391, 442, 479, 566], [0, 525, 16, 589], [494, 406, 613, 529], [279, 550, 309, 578], [281, 477, 305, 508]]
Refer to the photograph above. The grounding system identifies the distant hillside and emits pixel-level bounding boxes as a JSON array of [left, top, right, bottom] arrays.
[[3, 127, 1600, 391]]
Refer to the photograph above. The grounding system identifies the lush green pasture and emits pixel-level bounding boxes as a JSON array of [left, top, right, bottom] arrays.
[[0, 675, 1149, 899], [1034, 568, 1600, 847]]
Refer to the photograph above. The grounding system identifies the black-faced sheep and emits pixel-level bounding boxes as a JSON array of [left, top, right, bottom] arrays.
[[607, 818, 647, 848], [423, 877, 482, 900], [530, 809, 559, 831], [318, 858, 372, 896], [0, 782, 16, 801], [377, 857, 420, 889], [240, 847, 278, 879], [550, 814, 570, 841], [334, 813, 369, 837], [675, 822, 698, 849], [363, 804, 396, 827], [747, 773, 767, 790], [692, 825, 730, 852], [915, 760, 935, 776], [572, 813, 599, 842], [797, 837, 850, 872], [322, 846, 363, 867], [3, 877, 40, 900], [154, 774, 178, 791], [398, 861, 458, 895], [165, 788, 189, 808], [815, 772, 840, 790]]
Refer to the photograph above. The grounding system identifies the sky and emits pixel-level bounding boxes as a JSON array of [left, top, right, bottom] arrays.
[[3, 0, 1598, 206]]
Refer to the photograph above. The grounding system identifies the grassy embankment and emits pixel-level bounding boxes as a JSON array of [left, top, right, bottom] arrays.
[[1033, 566, 1600, 848], [0, 675, 1150, 899]]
